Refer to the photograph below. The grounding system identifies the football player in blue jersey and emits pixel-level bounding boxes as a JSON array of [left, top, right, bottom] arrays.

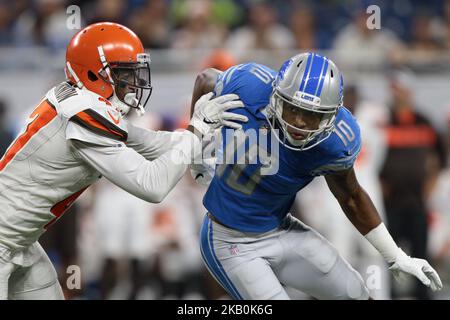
[[189, 53, 442, 299]]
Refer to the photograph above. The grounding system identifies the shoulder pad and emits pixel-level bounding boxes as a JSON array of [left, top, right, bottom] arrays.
[[214, 63, 276, 119], [70, 102, 128, 142], [47, 84, 128, 142], [46, 82, 90, 119]]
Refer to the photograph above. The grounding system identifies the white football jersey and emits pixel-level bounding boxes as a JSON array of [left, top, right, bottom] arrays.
[[0, 82, 198, 253]]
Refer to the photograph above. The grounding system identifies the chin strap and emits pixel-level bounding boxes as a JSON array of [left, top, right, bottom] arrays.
[[97, 46, 114, 84], [66, 62, 84, 89]]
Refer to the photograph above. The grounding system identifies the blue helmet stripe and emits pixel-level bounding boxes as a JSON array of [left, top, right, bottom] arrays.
[[339, 73, 344, 104], [303, 55, 326, 96], [299, 53, 313, 92], [316, 57, 329, 97]]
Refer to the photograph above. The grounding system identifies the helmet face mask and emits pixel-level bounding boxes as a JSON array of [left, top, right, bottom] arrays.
[[267, 53, 343, 151], [98, 53, 153, 115]]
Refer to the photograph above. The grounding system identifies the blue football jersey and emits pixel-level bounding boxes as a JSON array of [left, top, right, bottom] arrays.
[[203, 63, 361, 232]]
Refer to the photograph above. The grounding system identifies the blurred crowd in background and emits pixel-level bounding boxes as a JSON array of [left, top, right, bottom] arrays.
[[2, 0, 450, 69], [0, 0, 450, 300]]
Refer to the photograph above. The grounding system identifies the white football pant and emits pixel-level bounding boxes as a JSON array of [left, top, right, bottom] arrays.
[[200, 214, 370, 300]]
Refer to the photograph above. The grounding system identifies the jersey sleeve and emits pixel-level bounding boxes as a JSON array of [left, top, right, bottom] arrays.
[[311, 107, 362, 176], [70, 129, 201, 203], [70, 139, 185, 203], [127, 123, 200, 161], [214, 63, 276, 113]]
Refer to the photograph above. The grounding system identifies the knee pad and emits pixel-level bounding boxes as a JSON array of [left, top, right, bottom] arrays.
[[231, 259, 289, 300]]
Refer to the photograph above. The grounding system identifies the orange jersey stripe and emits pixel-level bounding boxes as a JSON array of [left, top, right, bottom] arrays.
[[44, 186, 89, 230], [0, 100, 57, 172], [386, 126, 437, 148], [75, 111, 126, 140]]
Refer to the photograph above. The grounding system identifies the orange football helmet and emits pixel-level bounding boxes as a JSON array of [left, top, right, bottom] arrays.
[[65, 22, 152, 114]]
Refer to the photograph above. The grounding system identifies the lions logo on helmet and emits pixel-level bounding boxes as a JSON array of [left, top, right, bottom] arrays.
[[267, 52, 344, 151]]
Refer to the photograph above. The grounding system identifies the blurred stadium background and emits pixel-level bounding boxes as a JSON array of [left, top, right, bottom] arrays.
[[0, 0, 450, 300]]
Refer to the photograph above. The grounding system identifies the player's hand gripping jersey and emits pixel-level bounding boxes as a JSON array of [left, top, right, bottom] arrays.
[[203, 63, 361, 232]]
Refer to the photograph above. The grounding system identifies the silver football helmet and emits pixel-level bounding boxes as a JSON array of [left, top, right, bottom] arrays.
[[267, 52, 344, 151]]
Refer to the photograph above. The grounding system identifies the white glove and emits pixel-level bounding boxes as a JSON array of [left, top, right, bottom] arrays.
[[389, 248, 443, 292], [189, 92, 248, 136], [365, 223, 443, 292]]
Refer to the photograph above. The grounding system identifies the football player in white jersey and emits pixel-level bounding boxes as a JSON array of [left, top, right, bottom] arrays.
[[0, 22, 247, 300]]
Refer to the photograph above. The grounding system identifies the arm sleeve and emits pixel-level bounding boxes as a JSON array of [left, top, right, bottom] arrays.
[[126, 123, 193, 161], [69, 125, 201, 203]]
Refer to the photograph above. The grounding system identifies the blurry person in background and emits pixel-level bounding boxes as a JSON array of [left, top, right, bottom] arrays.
[[13, 0, 82, 50], [92, 179, 153, 300], [410, 14, 445, 53], [0, 1, 13, 45], [297, 84, 391, 299], [427, 106, 450, 297], [408, 13, 447, 70], [433, 0, 450, 51], [91, 112, 163, 300], [127, 0, 170, 49], [333, 4, 405, 72], [380, 70, 446, 299], [0, 99, 14, 157], [201, 49, 237, 73], [226, 0, 294, 61], [170, 0, 228, 50], [289, 4, 317, 50], [148, 171, 206, 299], [86, 0, 126, 25]]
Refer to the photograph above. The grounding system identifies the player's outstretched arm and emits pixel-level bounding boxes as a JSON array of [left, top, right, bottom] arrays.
[[70, 132, 198, 203], [127, 90, 246, 161], [127, 124, 194, 161], [325, 168, 443, 292], [126, 67, 236, 159]]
